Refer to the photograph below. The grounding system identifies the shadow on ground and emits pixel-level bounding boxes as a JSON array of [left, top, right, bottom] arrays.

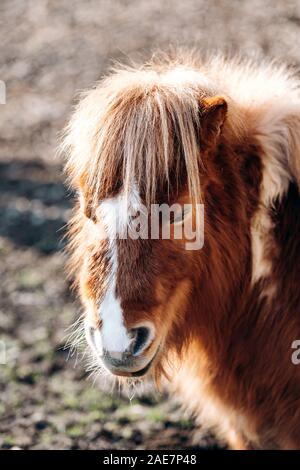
[[0, 161, 71, 253]]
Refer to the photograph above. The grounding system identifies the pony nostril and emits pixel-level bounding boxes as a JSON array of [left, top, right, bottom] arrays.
[[130, 327, 151, 356]]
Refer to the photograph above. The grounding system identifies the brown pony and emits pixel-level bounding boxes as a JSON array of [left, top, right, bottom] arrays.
[[62, 52, 300, 449]]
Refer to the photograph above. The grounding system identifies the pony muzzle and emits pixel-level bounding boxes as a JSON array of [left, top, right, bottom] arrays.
[[88, 323, 157, 377]]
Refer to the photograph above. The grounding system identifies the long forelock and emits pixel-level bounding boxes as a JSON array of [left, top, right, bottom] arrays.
[[93, 82, 204, 207]]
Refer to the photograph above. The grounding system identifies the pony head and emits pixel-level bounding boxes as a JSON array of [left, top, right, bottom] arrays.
[[62, 56, 234, 381]]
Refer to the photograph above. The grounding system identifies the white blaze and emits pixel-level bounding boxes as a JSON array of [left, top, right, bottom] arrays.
[[96, 187, 142, 353]]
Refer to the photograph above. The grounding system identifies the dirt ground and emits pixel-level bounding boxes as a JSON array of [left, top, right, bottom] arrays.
[[1, 0, 300, 450]]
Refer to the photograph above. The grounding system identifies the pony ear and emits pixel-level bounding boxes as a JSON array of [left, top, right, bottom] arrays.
[[200, 96, 227, 147]]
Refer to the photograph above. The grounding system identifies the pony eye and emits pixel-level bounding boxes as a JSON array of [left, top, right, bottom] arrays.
[[173, 212, 184, 224], [172, 207, 191, 224]]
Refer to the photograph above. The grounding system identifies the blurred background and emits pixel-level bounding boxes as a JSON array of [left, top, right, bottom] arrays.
[[1, 0, 300, 450]]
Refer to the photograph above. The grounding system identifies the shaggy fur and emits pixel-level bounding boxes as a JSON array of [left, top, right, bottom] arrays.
[[62, 51, 300, 449]]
